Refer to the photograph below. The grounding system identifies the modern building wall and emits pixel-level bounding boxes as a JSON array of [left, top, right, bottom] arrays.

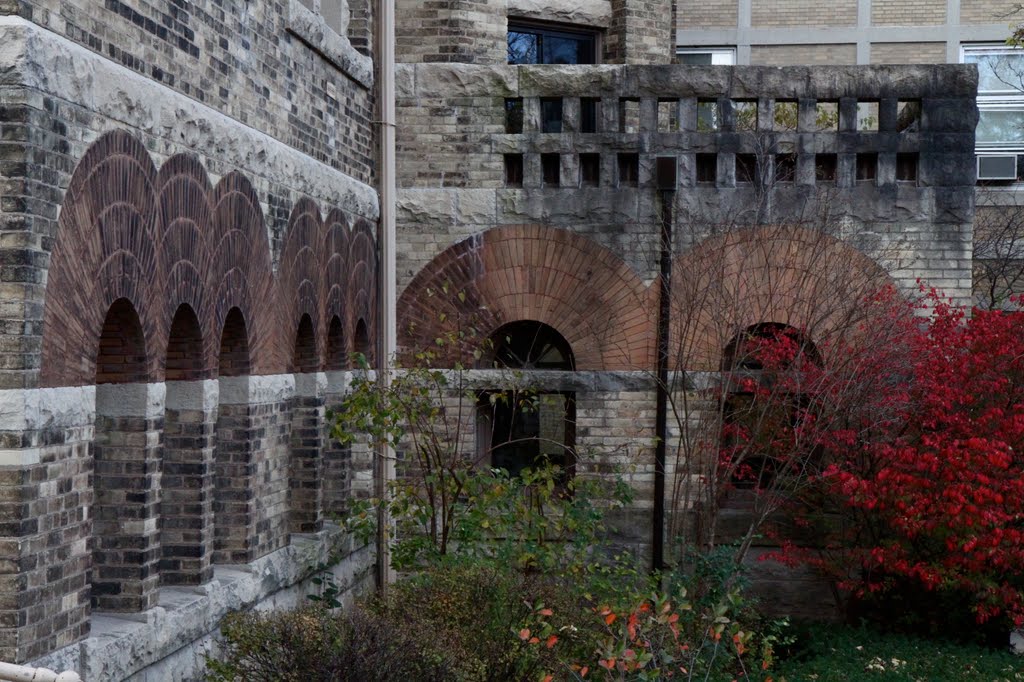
[[677, 0, 1017, 64]]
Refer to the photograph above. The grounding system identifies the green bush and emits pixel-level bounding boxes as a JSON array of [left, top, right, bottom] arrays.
[[206, 605, 478, 681]]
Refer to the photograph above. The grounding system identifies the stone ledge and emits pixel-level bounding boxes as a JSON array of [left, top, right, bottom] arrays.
[[286, 0, 374, 88], [32, 527, 374, 681]]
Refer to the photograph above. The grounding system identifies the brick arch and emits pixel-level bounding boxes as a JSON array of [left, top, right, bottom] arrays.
[[41, 130, 161, 386], [348, 218, 378, 366], [398, 225, 653, 370], [671, 225, 897, 371], [43, 131, 374, 385], [155, 154, 215, 379], [207, 172, 275, 375], [277, 198, 324, 371], [321, 209, 351, 363]]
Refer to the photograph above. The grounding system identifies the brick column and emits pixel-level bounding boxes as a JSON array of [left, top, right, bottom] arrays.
[[213, 376, 258, 564], [0, 386, 93, 662], [289, 372, 326, 533], [160, 379, 217, 584], [322, 371, 352, 523], [92, 383, 164, 612]]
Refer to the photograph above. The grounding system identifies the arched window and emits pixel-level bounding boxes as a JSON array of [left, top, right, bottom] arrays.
[[479, 321, 576, 480], [720, 323, 820, 490]]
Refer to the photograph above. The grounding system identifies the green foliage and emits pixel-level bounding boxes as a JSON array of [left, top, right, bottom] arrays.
[[206, 606, 474, 682], [773, 624, 1024, 681]]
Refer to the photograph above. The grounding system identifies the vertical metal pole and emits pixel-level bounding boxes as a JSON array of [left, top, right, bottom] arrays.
[[376, 0, 397, 590], [653, 158, 676, 573]]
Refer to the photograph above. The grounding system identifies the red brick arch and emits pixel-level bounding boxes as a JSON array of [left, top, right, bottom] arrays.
[[671, 225, 898, 371], [41, 131, 378, 386], [398, 225, 654, 370]]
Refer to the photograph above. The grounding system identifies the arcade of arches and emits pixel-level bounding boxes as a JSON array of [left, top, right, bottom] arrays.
[[5, 134, 899, 663]]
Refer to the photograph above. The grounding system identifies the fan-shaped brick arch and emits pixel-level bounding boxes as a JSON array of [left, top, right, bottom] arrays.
[[398, 225, 653, 370], [349, 218, 378, 366], [41, 130, 161, 386], [321, 209, 351, 368], [155, 154, 215, 378], [671, 225, 897, 371], [207, 172, 275, 374], [42, 131, 377, 385], [277, 198, 324, 371]]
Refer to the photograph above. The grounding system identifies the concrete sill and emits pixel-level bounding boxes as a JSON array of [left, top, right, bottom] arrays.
[[286, 0, 373, 88]]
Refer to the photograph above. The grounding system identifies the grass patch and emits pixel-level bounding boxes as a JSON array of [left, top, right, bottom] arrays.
[[775, 624, 1024, 681]]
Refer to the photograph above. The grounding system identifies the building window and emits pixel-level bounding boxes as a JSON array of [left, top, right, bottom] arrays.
[[720, 324, 821, 490], [962, 44, 1024, 153], [479, 321, 576, 481], [508, 23, 598, 64], [677, 47, 736, 65]]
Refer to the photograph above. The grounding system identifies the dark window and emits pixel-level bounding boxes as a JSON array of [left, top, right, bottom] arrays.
[[816, 153, 837, 183], [540, 97, 563, 133], [618, 153, 639, 186], [856, 153, 877, 182], [505, 98, 524, 133], [580, 153, 600, 186], [896, 153, 918, 183], [580, 98, 599, 133], [505, 154, 524, 187], [480, 321, 576, 481], [736, 154, 757, 184], [508, 24, 597, 65], [542, 153, 560, 187], [696, 153, 717, 184], [721, 324, 821, 491], [775, 154, 796, 183]]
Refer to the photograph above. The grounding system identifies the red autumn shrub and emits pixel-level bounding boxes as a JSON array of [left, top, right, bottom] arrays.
[[754, 290, 1024, 628]]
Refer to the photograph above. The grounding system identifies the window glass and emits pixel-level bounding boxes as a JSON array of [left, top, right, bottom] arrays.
[[480, 321, 576, 481], [677, 47, 736, 65], [962, 45, 1024, 153], [508, 24, 596, 65]]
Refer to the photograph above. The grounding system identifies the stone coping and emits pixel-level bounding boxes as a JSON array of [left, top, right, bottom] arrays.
[[32, 526, 372, 681]]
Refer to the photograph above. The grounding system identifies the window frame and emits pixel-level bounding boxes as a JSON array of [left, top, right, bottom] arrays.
[[961, 43, 1024, 154], [507, 20, 601, 65], [676, 47, 737, 65]]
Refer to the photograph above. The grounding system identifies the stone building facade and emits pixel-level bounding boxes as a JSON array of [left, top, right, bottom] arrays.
[[393, 0, 978, 618], [0, 0, 379, 677], [0, 0, 992, 679]]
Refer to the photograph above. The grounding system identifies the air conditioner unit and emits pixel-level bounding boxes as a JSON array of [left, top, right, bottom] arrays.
[[977, 154, 1018, 180]]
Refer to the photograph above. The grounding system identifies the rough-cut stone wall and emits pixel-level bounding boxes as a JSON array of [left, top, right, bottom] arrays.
[[395, 0, 506, 64], [608, 0, 675, 64], [396, 63, 977, 299], [394, 63, 977, 615]]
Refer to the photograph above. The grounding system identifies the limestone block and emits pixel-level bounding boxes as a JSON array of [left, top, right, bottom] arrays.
[[507, 0, 612, 27], [413, 64, 518, 98], [397, 189, 456, 224], [455, 189, 497, 225]]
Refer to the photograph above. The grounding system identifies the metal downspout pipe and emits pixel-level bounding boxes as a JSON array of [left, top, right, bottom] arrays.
[[376, 0, 397, 590]]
